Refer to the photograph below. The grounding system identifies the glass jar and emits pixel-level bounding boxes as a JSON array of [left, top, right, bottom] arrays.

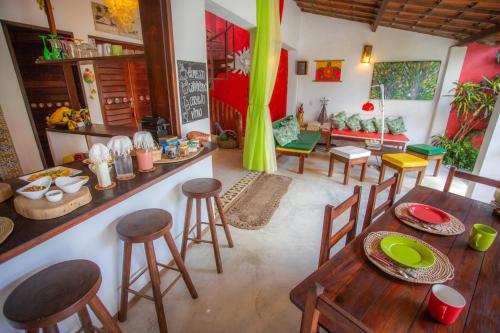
[[136, 149, 153, 171], [114, 154, 134, 179]]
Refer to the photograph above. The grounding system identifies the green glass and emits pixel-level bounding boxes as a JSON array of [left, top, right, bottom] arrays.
[[39, 35, 51, 60], [469, 224, 497, 252], [48, 34, 60, 60], [380, 235, 435, 268]]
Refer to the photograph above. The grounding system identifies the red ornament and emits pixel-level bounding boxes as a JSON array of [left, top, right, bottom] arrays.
[[362, 102, 375, 111]]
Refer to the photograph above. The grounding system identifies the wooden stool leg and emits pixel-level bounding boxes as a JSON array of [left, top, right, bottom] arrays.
[[163, 232, 198, 299], [343, 162, 351, 185], [42, 325, 59, 333], [396, 169, 406, 194], [118, 241, 132, 322], [416, 169, 425, 186], [328, 154, 334, 177], [433, 157, 443, 177], [215, 196, 234, 248], [206, 198, 223, 273], [144, 241, 168, 333], [298, 155, 305, 174], [360, 161, 368, 182], [88, 295, 123, 333], [195, 198, 202, 242], [378, 163, 386, 184], [181, 198, 193, 260], [78, 305, 94, 333]]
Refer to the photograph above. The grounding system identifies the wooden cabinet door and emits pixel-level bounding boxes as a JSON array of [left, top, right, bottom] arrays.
[[94, 61, 136, 126], [128, 60, 152, 125]]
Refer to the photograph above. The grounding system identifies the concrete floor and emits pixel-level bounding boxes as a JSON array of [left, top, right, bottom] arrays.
[[119, 147, 466, 333]]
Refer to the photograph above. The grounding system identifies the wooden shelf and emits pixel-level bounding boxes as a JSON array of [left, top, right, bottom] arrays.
[[35, 53, 144, 65]]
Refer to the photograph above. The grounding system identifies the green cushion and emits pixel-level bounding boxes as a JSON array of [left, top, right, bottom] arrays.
[[407, 144, 446, 156], [346, 114, 362, 131], [278, 130, 320, 152], [273, 120, 298, 146], [361, 117, 376, 132], [332, 111, 347, 130], [273, 115, 294, 129], [374, 118, 390, 134], [387, 116, 406, 135]]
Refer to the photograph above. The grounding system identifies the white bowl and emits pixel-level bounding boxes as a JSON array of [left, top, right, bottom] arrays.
[[45, 190, 63, 202], [17, 176, 51, 200], [55, 176, 89, 193]]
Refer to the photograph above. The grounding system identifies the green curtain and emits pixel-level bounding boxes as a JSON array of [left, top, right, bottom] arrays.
[[243, 0, 281, 173]]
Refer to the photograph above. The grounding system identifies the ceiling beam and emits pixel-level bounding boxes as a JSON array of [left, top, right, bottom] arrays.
[[296, 1, 377, 17], [390, 0, 500, 16], [372, 0, 391, 32], [381, 16, 476, 35], [384, 7, 499, 24], [380, 22, 462, 39], [295, 0, 377, 10], [455, 24, 500, 45], [301, 9, 373, 25]]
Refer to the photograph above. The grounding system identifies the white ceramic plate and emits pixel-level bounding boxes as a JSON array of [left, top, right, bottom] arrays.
[[19, 166, 82, 183]]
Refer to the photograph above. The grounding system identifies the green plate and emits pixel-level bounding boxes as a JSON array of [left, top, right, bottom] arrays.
[[380, 236, 435, 268]]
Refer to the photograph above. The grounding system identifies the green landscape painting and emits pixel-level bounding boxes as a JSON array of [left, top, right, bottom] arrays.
[[370, 61, 441, 100]]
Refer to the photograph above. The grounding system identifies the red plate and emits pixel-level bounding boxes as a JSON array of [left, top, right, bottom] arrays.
[[407, 204, 451, 224]]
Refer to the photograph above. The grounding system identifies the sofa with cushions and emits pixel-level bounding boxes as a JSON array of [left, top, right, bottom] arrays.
[[330, 111, 410, 149], [273, 115, 320, 174]]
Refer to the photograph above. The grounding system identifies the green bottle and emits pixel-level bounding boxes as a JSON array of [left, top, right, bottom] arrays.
[[40, 35, 51, 60]]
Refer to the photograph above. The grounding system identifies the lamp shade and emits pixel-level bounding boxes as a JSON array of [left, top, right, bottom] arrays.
[[362, 102, 375, 111]]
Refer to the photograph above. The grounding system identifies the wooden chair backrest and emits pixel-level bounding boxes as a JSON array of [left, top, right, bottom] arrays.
[[318, 186, 362, 268], [363, 173, 399, 229], [300, 283, 373, 333], [443, 166, 500, 193], [209, 96, 243, 147]]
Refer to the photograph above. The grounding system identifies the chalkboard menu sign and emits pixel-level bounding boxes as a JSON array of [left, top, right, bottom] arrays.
[[177, 60, 209, 124]]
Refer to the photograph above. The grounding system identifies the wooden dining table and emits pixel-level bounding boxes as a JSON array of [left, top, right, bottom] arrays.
[[290, 185, 499, 333]]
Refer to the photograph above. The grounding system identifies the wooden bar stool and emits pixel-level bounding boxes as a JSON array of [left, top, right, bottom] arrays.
[[328, 146, 371, 185], [116, 209, 198, 333], [406, 144, 446, 177], [3, 260, 121, 333], [181, 178, 234, 274]]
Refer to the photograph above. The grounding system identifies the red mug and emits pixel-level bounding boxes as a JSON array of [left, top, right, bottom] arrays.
[[428, 284, 466, 324]]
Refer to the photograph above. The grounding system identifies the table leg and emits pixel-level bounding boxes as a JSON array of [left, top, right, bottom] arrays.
[[433, 157, 443, 177], [298, 155, 305, 174], [328, 154, 334, 177]]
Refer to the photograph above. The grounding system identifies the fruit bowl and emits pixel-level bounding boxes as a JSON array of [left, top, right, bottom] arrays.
[[17, 176, 51, 200]]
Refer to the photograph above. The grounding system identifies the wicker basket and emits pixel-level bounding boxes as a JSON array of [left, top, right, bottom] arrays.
[[213, 130, 238, 149]]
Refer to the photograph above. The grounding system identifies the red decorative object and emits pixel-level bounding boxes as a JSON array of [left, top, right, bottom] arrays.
[[362, 102, 375, 111]]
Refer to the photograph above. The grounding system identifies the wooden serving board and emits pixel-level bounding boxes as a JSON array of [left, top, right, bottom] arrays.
[[14, 186, 92, 220], [0, 183, 13, 203], [154, 147, 204, 164]]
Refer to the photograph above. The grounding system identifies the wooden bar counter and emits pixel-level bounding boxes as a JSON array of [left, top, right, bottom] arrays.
[[0, 143, 217, 332]]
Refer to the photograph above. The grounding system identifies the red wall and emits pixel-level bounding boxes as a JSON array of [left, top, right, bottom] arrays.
[[445, 43, 500, 147], [207, 1, 288, 130]]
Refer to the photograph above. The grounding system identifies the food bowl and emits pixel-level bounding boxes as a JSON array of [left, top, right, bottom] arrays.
[[55, 176, 89, 193], [45, 190, 63, 202], [17, 176, 51, 200]]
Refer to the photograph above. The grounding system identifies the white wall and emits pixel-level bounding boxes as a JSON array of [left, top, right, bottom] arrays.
[[295, 13, 455, 144], [206, 0, 256, 30], [0, 0, 142, 173]]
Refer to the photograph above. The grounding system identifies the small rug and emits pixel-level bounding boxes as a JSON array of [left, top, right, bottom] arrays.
[[225, 173, 292, 230]]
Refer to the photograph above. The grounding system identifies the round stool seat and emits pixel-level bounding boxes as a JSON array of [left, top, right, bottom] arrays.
[[3, 260, 100, 330], [182, 178, 222, 198], [116, 209, 172, 243]]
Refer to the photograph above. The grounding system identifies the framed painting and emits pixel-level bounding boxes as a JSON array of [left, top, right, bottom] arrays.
[[296, 61, 308, 75], [314, 60, 343, 82], [370, 61, 441, 100], [91, 2, 142, 40]]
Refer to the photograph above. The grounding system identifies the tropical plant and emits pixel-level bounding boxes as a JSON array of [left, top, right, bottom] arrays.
[[432, 134, 479, 171], [449, 75, 500, 142]]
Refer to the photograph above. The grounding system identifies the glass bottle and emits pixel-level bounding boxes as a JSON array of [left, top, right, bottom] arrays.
[[39, 35, 51, 60]]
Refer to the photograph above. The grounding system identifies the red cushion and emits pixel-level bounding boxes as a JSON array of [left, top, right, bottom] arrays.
[[331, 129, 409, 142]]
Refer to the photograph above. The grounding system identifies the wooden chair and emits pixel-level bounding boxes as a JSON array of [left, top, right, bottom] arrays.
[[300, 283, 373, 333], [443, 166, 500, 193], [363, 173, 399, 229], [318, 186, 362, 268]]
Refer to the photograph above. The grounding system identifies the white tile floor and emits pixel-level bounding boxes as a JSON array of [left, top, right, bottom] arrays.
[[118, 148, 467, 333]]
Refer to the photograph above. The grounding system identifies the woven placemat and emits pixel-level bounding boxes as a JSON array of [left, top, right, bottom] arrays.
[[395, 203, 465, 236], [363, 231, 454, 284], [0, 217, 14, 245]]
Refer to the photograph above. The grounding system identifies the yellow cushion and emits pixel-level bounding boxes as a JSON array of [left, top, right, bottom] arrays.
[[382, 153, 428, 168]]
